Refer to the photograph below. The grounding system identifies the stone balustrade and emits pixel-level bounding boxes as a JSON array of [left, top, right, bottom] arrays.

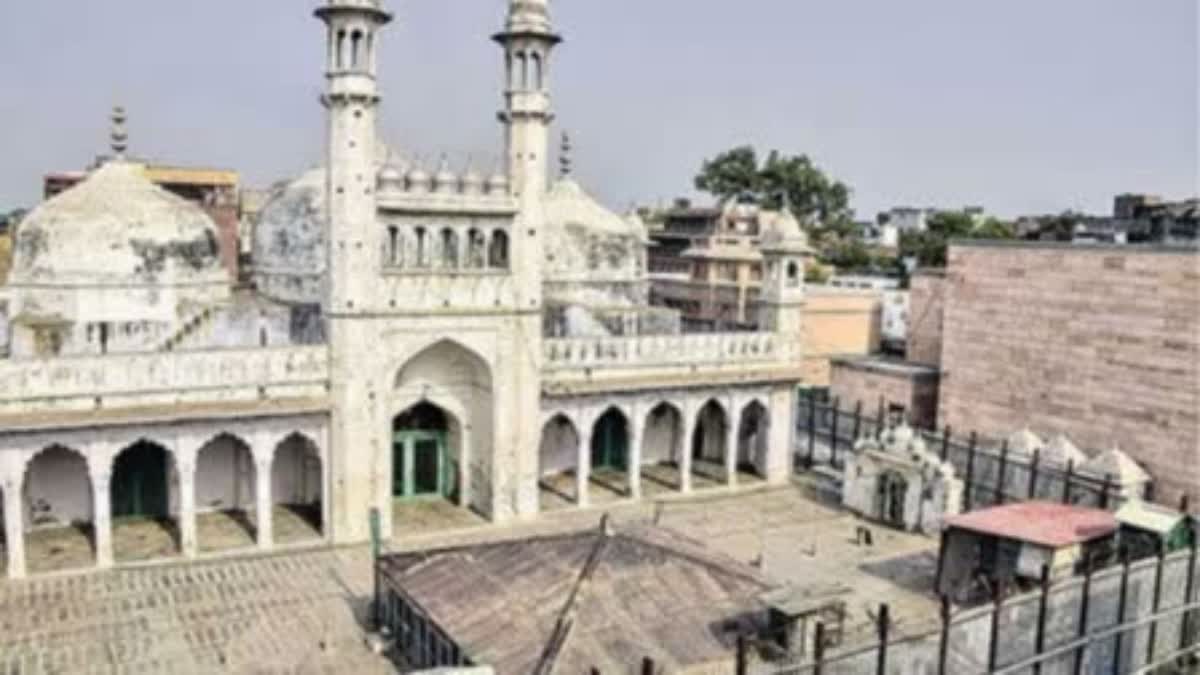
[[0, 346, 329, 412], [542, 332, 785, 370]]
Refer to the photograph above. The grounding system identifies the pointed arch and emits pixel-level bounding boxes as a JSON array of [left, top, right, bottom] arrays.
[[737, 400, 770, 478], [692, 399, 729, 464], [488, 230, 510, 269], [272, 432, 323, 542], [643, 402, 684, 466], [591, 407, 630, 472], [22, 444, 95, 573], [111, 439, 181, 562], [195, 433, 257, 551]]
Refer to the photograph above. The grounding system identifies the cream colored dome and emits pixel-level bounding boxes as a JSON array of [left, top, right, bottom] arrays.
[[10, 161, 226, 287], [545, 178, 645, 239]]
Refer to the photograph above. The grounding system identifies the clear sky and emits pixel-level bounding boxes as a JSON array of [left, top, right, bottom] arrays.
[[0, 0, 1195, 219]]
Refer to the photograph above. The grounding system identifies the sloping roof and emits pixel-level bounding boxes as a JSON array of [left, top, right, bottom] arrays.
[[944, 501, 1117, 549], [1115, 500, 1187, 535], [378, 524, 774, 674]]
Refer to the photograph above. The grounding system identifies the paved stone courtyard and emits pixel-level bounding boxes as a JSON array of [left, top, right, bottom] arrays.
[[0, 482, 941, 674]]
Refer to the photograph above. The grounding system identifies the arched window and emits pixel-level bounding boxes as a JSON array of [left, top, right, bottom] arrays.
[[786, 261, 801, 287], [441, 228, 459, 269], [530, 52, 543, 90], [516, 52, 529, 90], [365, 32, 374, 73], [467, 229, 486, 269], [506, 53, 515, 90], [415, 227, 428, 268], [351, 31, 363, 69], [336, 30, 347, 70], [489, 230, 510, 269], [387, 225, 400, 267]]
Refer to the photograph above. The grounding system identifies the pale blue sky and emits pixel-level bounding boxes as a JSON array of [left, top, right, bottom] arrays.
[[0, 0, 1195, 219]]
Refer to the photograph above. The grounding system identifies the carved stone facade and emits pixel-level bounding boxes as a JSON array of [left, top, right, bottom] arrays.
[[0, 0, 809, 579], [842, 425, 963, 534]]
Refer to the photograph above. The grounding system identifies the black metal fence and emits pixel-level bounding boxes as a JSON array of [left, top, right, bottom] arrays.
[[793, 390, 1137, 513], [745, 542, 1200, 675]]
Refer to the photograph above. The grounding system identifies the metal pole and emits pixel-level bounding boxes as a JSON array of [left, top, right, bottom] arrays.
[[830, 397, 841, 468], [1073, 561, 1093, 675], [1100, 473, 1113, 510], [876, 396, 885, 439], [369, 507, 382, 630], [1033, 564, 1051, 675], [937, 595, 952, 675], [987, 580, 1005, 672], [1180, 536, 1198, 660], [813, 621, 826, 675], [876, 604, 890, 675], [1028, 449, 1040, 499], [736, 634, 748, 675], [1146, 548, 1166, 665], [1112, 551, 1131, 674], [807, 392, 817, 466], [641, 657, 655, 675], [964, 432, 978, 510], [1062, 459, 1075, 505], [940, 426, 952, 463], [996, 440, 1010, 504], [852, 400, 863, 442]]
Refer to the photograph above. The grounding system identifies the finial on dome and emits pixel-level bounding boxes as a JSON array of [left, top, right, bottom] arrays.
[[559, 131, 573, 179], [110, 105, 129, 159]]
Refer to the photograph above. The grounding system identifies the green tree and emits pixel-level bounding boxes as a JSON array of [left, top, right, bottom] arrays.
[[900, 212, 1016, 268], [694, 146, 853, 238]]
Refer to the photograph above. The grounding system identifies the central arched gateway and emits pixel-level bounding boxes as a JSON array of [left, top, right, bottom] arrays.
[[391, 339, 494, 520]]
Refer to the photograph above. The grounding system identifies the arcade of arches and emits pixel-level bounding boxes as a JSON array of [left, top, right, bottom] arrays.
[[538, 396, 772, 510], [0, 425, 326, 579]]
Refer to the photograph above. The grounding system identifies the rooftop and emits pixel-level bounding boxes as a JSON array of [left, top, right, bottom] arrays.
[[944, 501, 1117, 549]]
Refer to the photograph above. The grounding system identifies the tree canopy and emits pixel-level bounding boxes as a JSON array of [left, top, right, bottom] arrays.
[[694, 146, 854, 239], [899, 211, 1016, 268]]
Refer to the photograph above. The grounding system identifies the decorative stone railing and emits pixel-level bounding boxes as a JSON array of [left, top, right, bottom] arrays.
[[0, 346, 329, 409], [542, 332, 787, 370]]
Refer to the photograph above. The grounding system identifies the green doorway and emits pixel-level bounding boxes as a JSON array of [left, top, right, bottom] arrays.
[[393, 403, 454, 500], [591, 409, 629, 471], [111, 441, 171, 519]]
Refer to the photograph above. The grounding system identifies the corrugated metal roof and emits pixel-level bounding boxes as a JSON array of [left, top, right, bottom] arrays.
[[945, 501, 1117, 549]]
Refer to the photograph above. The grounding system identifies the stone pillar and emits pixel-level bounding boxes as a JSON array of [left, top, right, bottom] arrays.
[[628, 408, 643, 500], [766, 386, 795, 486], [577, 426, 592, 508], [3, 479, 26, 579], [91, 471, 115, 569], [458, 426, 472, 509], [726, 400, 740, 488], [680, 405, 696, 494], [255, 458, 274, 550], [178, 463, 198, 559]]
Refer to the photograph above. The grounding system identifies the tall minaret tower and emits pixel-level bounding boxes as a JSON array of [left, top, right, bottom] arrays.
[[494, 0, 561, 206], [316, 0, 391, 544], [316, 0, 391, 315]]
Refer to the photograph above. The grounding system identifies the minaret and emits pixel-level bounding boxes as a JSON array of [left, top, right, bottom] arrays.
[[109, 106, 129, 160], [316, 0, 391, 316], [494, 0, 561, 204], [315, 0, 392, 544]]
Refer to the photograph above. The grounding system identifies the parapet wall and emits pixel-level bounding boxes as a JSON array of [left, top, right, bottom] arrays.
[[0, 346, 329, 415]]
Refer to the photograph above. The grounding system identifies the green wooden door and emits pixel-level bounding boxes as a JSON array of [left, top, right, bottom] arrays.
[[590, 412, 628, 471], [393, 432, 449, 499], [112, 443, 169, 519]]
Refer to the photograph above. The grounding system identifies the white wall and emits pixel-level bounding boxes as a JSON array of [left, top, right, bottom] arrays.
[[642, 407, 681, 465], [272, 435, 322, 506], [539, 418, 578, 476], [195, 436, 255, 513]]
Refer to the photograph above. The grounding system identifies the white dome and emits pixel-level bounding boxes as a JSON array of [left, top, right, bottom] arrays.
[[10, 161, 226, 287]]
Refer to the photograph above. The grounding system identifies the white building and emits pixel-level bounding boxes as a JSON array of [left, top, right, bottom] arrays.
[[0, 0, 810, 579]]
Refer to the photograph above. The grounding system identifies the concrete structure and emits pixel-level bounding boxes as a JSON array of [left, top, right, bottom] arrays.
[[794, 288, 883, 387], [0, 0, 809, 581], [937, 501, 1119, 603], [828, 356, 940, 429], [842, 423, 962, 534], [933, 241, 1199, 507]]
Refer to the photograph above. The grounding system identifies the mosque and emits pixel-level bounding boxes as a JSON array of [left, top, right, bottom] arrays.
[[0, 0, 810, 579]]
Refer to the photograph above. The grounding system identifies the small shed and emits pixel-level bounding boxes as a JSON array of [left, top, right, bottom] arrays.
[[1115, 500, 1195, 559], [937, 501, 1119, 604]]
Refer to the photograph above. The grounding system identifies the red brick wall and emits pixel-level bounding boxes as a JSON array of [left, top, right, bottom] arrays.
[[937, 242, 1200, 506], [908, 270, 946, 367]]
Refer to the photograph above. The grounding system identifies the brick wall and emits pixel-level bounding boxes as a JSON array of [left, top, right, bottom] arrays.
[[937, 242, 1200, 506], [204, 204, 240, 281], [829, 357, 940, 429], [908, 270, 946, 366]]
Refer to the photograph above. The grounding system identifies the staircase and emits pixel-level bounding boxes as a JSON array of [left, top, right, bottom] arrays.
[[159, 307, 217, 352]]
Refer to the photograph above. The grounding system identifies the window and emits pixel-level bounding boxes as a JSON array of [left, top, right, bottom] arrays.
[[415, 227, 428, 268], [489, 230, 510, 268], [387, 226, 400, 266], [441, 228, 459, 268]]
